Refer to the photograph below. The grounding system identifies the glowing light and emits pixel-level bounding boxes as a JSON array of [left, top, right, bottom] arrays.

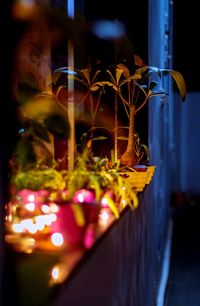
[[101, 197, 108, 207], [41, 204, 50, 214], [21, 218, 33, 229], [51, 266, 60, 280], [44, 215, 53, 226], [25, 202, 35, 211], [99, 210, 110, 224], [77, 193, 84, 203], [12, 223, 24, 233], [122, 186, 126, 191], [24, 238, 36, 254], [91, 20, 126, 40], [35, 216, 45, 231], [51, 233, 64, 247], [73, 189, 96, 204], [28, 238, 35, 246], [50, 204, 59, 213], [68, 0, 74, 19], [121, 199, 127, 207], [27, 223, 37, 234], [7, 214, 12, 222], [50, 214, 57, 222], [27, 194, 35, 202]]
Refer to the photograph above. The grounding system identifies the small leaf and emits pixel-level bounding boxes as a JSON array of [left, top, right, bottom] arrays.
[[72, 204, 85, 227], [91, 136, 107, 141], [166, 69, 186, 101], [117, 136, 128, 141], [44, 114, 70, 139]]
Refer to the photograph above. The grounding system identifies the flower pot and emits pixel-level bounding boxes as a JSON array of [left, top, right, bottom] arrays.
[[5, 189, 85, 253], [120, 165, 156, 192]]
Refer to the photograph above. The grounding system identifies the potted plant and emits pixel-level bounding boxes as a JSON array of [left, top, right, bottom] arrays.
[[105, 63, 186, 167], [52, 62, 186, 193]]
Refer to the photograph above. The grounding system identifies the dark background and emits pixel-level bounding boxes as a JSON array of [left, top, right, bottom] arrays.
[[173, 2, 199, 91]]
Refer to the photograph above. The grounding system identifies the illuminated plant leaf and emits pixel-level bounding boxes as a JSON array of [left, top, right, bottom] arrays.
[[103, 194, 119, 218], [117, 136, 128, 141], [164, 69, 186, 101], [72, 205, 85, 227]]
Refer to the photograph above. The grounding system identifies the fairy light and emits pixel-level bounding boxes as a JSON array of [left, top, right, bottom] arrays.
[[77, 193, 84, 203], [41, 204, 51, 214], [35, 215, 45, 231], [12, 223, 24, 233], [27, 223, 37, 234], [49, 214, 57, 222], [50, 262, 70, 285], [101, 197, 108, 207], [44, 214, 53, 226], [21, 218, 33, 229], [51, 266, 60, 281], [121, 199, 127, 207], [51, 233, 64, 247], [50, 204, 59, 213], [25, 202, 35, 211], [27, 194, 35, 202], [98, 208, 112, 228]]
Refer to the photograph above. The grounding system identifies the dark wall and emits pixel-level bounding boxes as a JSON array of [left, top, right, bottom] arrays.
[[85, 0, 148, 63], [173, 2, 200, 91]]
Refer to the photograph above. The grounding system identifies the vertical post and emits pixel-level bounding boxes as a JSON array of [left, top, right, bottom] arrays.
[[67, 0, 75, 171], [114, 92, 118, 163]]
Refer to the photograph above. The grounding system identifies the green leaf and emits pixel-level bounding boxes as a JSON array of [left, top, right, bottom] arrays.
[[44, 114, 70, 139], [30, 121, 50, 142], [103, 194, 119, 218], [165, 69, 186, 101], [140, 144, 150, 161], [14, 140, 37, 170]]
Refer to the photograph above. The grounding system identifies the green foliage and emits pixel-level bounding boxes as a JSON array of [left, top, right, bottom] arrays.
[[14, 139, 37, 171], [13, 168, 66, 191], [106, 64, 186, 116], [66, 149, 138, 216], [13, 92, 70, 171]]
